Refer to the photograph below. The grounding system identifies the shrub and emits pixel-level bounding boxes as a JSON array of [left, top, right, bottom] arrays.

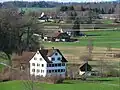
[[35, 75, 64, 84], [105, 69, 120, 77]]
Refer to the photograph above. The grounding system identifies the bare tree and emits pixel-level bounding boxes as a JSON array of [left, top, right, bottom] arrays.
[[87, 38, 94, 60], [0, 8, 43, 66]]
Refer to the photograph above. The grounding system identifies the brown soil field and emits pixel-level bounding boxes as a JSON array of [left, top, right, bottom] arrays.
[[45, 46, 120, 64]]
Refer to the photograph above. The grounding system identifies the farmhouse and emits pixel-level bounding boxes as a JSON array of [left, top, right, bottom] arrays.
[[12, 48, 68, 78], [51, 31, 70, 42], [43, 31, 71, 42], [79, 62, 92, 76]]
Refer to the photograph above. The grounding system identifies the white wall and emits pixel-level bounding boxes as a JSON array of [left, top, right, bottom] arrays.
[[29, 52, 47, 77], [79, 71, 91, 76]]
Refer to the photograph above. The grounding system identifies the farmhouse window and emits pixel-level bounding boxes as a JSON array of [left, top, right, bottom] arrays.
[[32, 63, 35, 66], [42, 64, 44, 67], [62, 63, 65, 66], [32, 69, 35, 72], [55, 64, 57, 67], [52, 70, 54, 72], [40, 58, 42, 61], [52, 64, 54, 67], [55, 70, 57, 72], [34, 57, 37, 60], [61, 69, 65, 72], [49, 70, 51, 73], [58, 69, 60, 72], [58, 63, 61, 66], [48, 64, 51, 67], [55, 53, 58, 55], [37, 69, 40, 73], [37, 63, 40, 66], [58, 57, 61, 60], [41, 70, 44, 73], [52, 57, 55, 61]]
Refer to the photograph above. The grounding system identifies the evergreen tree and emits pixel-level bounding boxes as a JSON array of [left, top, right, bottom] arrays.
[[72, 17, 80, 36]]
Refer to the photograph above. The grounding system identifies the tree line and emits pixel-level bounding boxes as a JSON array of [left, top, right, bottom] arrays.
[[60, 5, 116, 14], [0, 1, 119, 11]]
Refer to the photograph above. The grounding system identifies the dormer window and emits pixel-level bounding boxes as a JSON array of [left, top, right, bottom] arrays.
[[55, 53, 58, 56], [52, 57, 55, 61], [40, 58, 42, 61]]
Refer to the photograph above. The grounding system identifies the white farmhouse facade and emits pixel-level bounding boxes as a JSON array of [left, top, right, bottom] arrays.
[[29, 48, 68, 77]]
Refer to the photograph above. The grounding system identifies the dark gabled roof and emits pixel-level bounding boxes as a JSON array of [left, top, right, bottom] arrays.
[[79, 62, 92, 71], [39, 49, 53, 63], [56, 49, 68, 62], [39, 49, 68, 63], [12, 49, 68, 64]]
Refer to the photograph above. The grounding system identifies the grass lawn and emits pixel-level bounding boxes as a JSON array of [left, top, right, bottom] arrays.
[[44, 30, 120, 48], [0, 77, 119, 90], [102, 19, 113, 24], [0, 64, 4, 72]]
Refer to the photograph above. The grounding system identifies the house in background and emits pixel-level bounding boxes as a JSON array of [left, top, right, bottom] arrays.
[[12, 48, 68, 78], [38, 12, 55, 23], [38, 12, 48, 22], [79, 62, 92, 76], [51, 31, 70, 42]]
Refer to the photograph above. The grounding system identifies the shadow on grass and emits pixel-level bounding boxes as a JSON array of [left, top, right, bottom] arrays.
[[86, 34, 102, 36], [87, 79, 113, 82], [62, 82, 73, 84]]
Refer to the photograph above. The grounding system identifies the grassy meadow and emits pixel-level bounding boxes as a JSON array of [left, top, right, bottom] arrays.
[[44, 30, 120, 66], [0, 77, 119, 90], [44, 30, 120, 48]]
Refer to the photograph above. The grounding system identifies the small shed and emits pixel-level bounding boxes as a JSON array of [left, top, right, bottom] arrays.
[[79, 62, 92, 76]]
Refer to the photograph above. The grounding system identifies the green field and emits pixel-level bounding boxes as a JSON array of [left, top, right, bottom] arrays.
[[0, 77, 119, 90], [44, 30, 120, 48]]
